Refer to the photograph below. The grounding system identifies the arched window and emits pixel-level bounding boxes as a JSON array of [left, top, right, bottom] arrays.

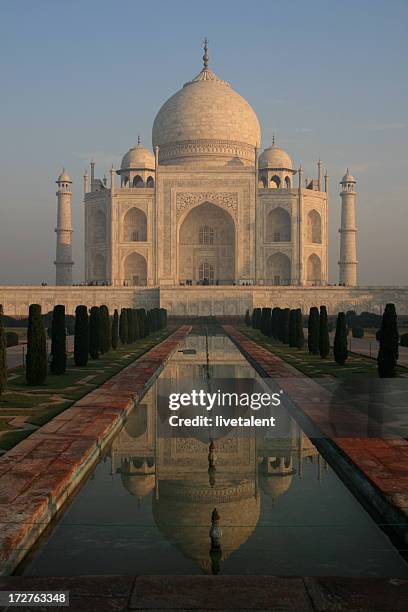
[[307, 210, 322, 243], [123, 207, 147, 242], [146, 176, 154, 188], [266, 207, 291, 242], [285, 176, 291, 188], [199, 261, 214, 284], [132, 175, 143, 187], [199, 225, 214, 245], [259, 176, 267, 188], [123, 252, 147, 286], [266, 252, 291, 285], [93, 210, 106, 243], [93, 253, 106, 280], [123, 176, 129, 187], [307, 253, 322, 286], [270, 175, 281, 188]]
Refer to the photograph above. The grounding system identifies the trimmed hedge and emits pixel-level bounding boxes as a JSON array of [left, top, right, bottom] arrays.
[[26, 304, 47, 385], [74, 305, 89, 367], [50, 305, 67, 375]]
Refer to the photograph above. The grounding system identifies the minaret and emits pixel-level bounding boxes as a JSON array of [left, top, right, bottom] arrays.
[[55, 169, 74, 285], [339, 169, 357, 286]]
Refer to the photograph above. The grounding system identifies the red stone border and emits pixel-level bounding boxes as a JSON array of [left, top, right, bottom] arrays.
[[0, 326, 191, 576], [223, 325, 408, 543]]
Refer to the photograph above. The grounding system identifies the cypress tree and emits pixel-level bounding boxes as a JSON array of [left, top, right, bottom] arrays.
[[377, 303, 399, 378], [289, 309, 297, 347], [50, 305, 67, 374], [89, 306, 100, 359], [136, 309, 145, 338], [0, 305, 7, 395], [99, 305, 110, 354], [245, 309, 251, 326], [308, 307, 320, 355], [160, 308, 167, 328], [126, 308, 133, 343], [271, 307, 280, 339], [254, 308, 262, 329], [319, 305, 330, 358], [74, 305, 89, 366], [146, 310, 152, 336], [334, 312, 348, 365], [296, 309, 305, 350], [260, 308, 271, 336], [26, 304, 47, 385], [281, 308, 290, 344], [119, 308, 127, 345], [111, 309, 119, 350], [251, 309, 256, 328], [132, 309, 140, 341]]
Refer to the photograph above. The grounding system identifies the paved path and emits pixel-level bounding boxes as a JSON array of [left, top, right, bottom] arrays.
[[224, 325, 408, 547], [0, 574, 407, 610], [0, 326, 191, 576]]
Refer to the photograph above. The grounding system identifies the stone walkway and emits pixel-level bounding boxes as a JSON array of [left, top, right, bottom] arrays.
[[0, 574, 408, 610], [0, 326, 191, 576], [223, 325, 408, 546]]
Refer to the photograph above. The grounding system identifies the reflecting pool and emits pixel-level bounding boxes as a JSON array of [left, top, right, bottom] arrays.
[[19, 332, 408, 577]]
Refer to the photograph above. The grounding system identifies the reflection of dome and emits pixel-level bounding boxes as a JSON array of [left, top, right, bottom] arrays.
[[121, 473, 155, 498], [152, 478, 260, 564], [259, 144, 293, 170], [124, 407, 147, 438], [152, 46, 260, 166], [260, 474, 293, 499], [121, 143, 155, 170]]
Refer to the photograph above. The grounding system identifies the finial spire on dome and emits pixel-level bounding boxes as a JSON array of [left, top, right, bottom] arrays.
[[137, 134, 141, 146], [272, 133, 275, 145], [203, 38, 209, 69]]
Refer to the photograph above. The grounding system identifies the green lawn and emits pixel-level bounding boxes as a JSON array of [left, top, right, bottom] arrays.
[[0, 327, 174, 452], [237, 326, 407, 379]]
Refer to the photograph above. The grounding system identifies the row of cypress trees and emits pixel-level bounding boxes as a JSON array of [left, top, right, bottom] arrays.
[[245, 302, 400, 376], [15, 303, 168, 387]]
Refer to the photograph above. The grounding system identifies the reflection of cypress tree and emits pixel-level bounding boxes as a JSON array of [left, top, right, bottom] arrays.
[[89, 306, 100, 359], [111, 309, 119, 350], [289, 310, 297, 347], [308, 307, 320, 355], [319, 305, 330, 358], [377, 303, 399, 378], [26, 304, 47, 385], [119, 308, 127, 345], [74, 305, 89, 366], [50, 305, 67, 374], [0, 305, 7, 395], [334, 312, 348, 365], [296, 309, 304, 349]]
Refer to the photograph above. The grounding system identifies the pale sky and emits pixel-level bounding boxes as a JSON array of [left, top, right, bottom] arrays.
[[0, 0, 407, 285]]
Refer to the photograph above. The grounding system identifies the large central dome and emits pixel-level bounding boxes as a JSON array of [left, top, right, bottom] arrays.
[[152, 44, 261, 166]]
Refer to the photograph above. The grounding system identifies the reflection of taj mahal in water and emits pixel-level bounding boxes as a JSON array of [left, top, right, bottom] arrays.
[[109, 335, 325, 571]]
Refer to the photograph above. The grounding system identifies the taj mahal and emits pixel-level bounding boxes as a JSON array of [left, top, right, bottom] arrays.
[[1, 43, 407, 316]]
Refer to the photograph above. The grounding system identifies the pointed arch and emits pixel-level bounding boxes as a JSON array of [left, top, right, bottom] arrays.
[[146, 176, 155, 188], [132, 175, 143, 187], [123, 207, 147, 242], [266, 252, 291, 285], [307, 253, 322, 285], [270, 175, 281, 188], [123, 252, 147, 286], [307, 210, 322, 243], [266, 207, 291, 242]]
